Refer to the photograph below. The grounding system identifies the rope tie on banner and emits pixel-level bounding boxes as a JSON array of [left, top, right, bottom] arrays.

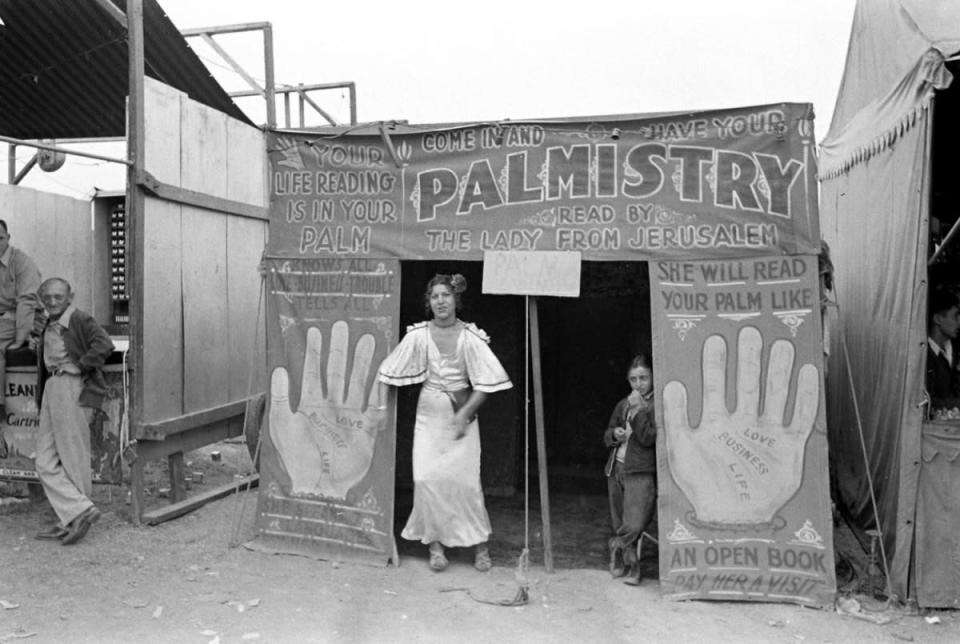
[[229, 271, 267, 549], [833, 283, 894, 603]]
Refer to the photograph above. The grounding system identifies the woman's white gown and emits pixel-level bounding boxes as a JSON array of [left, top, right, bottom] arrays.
[[378, 321, 512, 546]]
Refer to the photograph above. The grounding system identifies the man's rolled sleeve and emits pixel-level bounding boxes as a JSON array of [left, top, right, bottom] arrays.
[[13, 253, 41, 344]]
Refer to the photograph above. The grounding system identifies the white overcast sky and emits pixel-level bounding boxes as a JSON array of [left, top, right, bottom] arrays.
[[11, 0, 858, 198]]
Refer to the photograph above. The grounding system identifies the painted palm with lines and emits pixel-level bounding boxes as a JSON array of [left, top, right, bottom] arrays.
[[663, 326, 819, 525], [269, 321, 387, 500]]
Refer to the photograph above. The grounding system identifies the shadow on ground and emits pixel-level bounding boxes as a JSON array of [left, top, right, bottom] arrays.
[[394, 487, 660, 580]]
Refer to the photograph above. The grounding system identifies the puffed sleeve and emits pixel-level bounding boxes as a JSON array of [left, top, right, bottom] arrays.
[[377, 323, 429, 386], [461, 322, 513, 393]]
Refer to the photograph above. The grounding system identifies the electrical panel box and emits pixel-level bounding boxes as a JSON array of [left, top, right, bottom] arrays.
[[92, 191, 128, 335], [109, 200, 129, 326]]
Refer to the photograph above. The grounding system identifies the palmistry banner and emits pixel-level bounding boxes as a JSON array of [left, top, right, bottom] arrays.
[[650, 255, 835, 605], [267, 104, 819, 261], [251, 257, 400, 565]]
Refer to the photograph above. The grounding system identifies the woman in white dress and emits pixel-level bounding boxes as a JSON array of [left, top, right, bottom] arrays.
[[378, 273, 512, 571]]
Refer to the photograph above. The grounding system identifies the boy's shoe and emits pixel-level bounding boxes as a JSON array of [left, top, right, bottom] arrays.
[[609, 538, 625, 577], [623, 562, 642, 586]]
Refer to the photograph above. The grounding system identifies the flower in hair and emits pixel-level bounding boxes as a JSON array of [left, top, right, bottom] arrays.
[[450, 273, 467, 294]]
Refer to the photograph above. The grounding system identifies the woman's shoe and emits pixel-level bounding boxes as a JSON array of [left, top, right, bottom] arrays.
[[429, 543, 448, 571], [474, 545, 492, 572]]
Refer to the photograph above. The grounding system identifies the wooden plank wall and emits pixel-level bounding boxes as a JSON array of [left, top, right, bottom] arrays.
[[141, 78, 267, 425], [0, 183, 94, 311]]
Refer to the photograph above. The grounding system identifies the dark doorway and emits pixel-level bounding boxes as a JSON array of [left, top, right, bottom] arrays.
[[391, 260, 653, 569], [393, 261, 651, 493]]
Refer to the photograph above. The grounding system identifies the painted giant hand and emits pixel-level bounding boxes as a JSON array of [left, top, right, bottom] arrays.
[[269, 321, 386, 499], [663, 327, 819, 525]]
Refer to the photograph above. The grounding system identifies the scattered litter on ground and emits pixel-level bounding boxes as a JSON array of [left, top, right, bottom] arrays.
[[924, 615, 941, 625], [890, 632, 914, 641], [440, 585, 530, 607], [0, 629, 37, 642], [241, 633, 261, 640], [152, 606, 163, 619], [0, 600, 19, 610], [835, 597, 891, 625], [767, 619, 785, 628], [383, 590, 397, 595], [224, 598, 260, 613]]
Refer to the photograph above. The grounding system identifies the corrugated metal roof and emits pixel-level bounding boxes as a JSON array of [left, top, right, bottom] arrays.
[[0, 0, 251, 140]]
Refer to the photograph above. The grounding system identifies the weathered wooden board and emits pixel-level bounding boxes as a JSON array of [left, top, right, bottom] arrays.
[[140, 78, 267, 428], [142, 78, 185, 423], [179, 95, 230, 413], [225, 117, 267, 401], [142, 196, 184, 422]]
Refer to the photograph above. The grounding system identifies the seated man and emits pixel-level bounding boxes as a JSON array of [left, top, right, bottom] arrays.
[[926, 288, 960, 414]]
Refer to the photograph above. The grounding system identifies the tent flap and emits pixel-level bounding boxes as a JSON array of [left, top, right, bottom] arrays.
[[820, 49, 949, 179]]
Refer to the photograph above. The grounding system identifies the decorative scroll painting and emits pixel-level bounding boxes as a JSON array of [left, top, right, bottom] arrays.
[[650, 255, 835, 605], [267, 104, 819, 261], [251, 257, 400, 565]]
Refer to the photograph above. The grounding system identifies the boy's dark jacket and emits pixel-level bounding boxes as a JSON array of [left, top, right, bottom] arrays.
[[35, 307, 115, 411], [603, 395, 657, 475]]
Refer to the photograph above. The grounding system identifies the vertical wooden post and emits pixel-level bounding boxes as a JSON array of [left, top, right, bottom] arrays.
[[7, 144, 15, 184], [263, 24, 276, 128], [168, 452, 186, 503], [528, 296, 554, 572], [348, 83, 358, 126], [126, 0, 147, 524]]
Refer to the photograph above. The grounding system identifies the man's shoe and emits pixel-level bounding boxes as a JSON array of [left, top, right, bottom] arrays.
[[35, 525, 68, 541], [61, 506, 101, 545]]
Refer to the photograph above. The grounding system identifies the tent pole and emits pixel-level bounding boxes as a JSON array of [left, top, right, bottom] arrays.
[[928, 215, 960, 266], [527, 295, 554, 572]]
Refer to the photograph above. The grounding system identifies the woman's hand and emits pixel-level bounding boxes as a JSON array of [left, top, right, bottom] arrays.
[[612, 426, 627, 442], [451, 414, 468, 439]]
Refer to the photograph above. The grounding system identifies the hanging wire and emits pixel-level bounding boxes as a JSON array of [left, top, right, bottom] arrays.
[[834, 281, 894, 603], [118, 343, 131, 456], [9, 36, 127, 85]]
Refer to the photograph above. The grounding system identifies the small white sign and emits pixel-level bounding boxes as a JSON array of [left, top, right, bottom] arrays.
[[482, 251, 582, 297]]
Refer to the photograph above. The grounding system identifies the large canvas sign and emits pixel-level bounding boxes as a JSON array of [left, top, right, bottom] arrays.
[[650, 255, 835, 606], [251, 258, 400, 565], [267, 104, 819, 261]]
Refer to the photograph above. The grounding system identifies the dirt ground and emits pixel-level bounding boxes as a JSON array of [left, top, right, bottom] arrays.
[[1, 442, 958, 644]]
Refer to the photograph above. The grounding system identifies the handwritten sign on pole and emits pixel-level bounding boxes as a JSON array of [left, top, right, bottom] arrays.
[[482, 251, 582, 297]]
